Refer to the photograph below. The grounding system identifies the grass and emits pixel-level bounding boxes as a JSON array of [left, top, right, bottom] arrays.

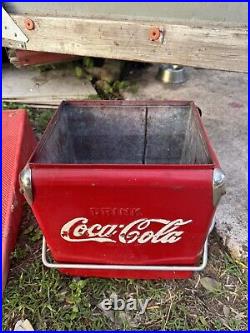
[[2, 103, 248, 331]]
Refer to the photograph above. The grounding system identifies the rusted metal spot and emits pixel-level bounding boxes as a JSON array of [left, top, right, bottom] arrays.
[[148, 27, 161, 41], [24, 18, 35, 31]]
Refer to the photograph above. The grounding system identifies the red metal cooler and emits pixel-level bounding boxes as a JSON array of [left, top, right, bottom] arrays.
[[3, 110, 36, 289], [20, 100, 225, 279]]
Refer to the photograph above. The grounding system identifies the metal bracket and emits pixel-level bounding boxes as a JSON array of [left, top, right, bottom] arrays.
[[213, 168, 226, 206], [2, 7, 28, 43], [19, 166, 33, 206], [42, 218, 216, 272]]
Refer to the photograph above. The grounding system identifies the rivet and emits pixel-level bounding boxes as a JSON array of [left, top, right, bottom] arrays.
[[24, 18, 35, 30], [149, 27, 161, 41]]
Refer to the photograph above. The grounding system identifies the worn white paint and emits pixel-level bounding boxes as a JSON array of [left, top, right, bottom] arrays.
[[61, 217, 192, 244]]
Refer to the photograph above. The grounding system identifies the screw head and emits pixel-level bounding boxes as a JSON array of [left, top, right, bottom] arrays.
[[148, 27, 161, 41], [24, 18, 35, 30]]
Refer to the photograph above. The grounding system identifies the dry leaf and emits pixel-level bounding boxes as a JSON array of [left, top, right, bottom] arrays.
[[14, 319, 34, 331], [199, 315, 208, 327], [200, 277, 221, 292], [223, 305, 230, 318]]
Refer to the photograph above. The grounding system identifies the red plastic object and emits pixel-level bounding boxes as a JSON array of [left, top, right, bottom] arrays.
[[24, 100, 224, 279], [2, 110, 36, 289], [9, 50, 80, 67]]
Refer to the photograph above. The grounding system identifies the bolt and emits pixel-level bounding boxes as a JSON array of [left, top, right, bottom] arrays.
[[148, 27, 161, 41], [24, 18, 35, 30]]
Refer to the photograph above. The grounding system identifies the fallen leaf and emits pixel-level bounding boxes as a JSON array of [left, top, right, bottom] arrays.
[[14, 319, 34, 331], [23, 224, 35, 235], [223, 305, 230, 318], [235, 260, 247, 269], [199, 315, 208, 327], [235, 312, 245, 320], [200, 277, 221, 292]]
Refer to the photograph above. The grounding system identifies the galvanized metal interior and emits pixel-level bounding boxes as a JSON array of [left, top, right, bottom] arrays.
[[32, 103, 212, 164]]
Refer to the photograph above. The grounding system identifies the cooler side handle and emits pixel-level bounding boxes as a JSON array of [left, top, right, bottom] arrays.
[[41, 218, 216, 272]]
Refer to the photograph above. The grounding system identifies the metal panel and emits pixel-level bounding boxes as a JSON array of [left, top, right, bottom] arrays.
[[32, 102, 211, 165], [2, 7, 27, 42], [2, 110, 36, 290], [8, 50, 79, 67]]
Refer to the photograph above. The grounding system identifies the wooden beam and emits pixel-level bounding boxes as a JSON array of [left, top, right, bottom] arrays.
[[3, 14, 248, 72]]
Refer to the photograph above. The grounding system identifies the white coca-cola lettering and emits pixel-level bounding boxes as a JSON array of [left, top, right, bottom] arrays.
[[61, 217, 192, 244], [119, 219, 150, 244]]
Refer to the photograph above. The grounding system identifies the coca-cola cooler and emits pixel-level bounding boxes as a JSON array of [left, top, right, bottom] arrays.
[[20, 100, 225, 279]]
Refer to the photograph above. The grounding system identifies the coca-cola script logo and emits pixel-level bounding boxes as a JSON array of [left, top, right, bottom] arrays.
[[61, 217, 192, 244]]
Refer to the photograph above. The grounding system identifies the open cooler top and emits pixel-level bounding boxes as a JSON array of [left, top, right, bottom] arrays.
[[31, 101, 213, 165]]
